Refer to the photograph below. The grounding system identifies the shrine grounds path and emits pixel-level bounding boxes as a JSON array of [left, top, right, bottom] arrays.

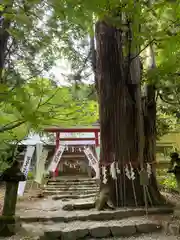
[[1, 183, 180, 239]]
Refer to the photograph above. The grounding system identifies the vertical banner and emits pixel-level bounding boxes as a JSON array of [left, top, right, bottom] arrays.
[[35, 144, 49, 184], [84, 147, 100, 179], [95, 146, 100, 161], [48, 145, 65, 172], [36, 143, 43, 168], [34, 143, 43, 181], [18, 145, 35, 196]]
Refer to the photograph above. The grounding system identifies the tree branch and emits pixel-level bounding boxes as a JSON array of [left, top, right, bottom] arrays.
[[0, 120, 25, 133]]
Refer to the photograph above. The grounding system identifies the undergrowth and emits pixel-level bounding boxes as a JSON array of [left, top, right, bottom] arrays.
[[156, 169, 177, 191]]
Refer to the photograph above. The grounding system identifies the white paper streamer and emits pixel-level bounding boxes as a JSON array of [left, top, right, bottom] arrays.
[[130, 165, 135, 180], [147, 163, 152, 178], [102, 166, 108, 184], [125, 165, 131, 179], [110, 162, 117, 179]]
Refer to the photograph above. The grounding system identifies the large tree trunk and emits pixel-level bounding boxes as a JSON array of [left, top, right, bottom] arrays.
[[0, 3, 12, 83], [95, 20, 166, 208]]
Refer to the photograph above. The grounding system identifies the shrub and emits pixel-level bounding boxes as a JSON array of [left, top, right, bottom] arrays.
[[27, 171, 34, 180], [156, 169, 177, 191]]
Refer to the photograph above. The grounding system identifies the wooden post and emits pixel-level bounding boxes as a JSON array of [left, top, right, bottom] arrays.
[[55, 132, 60, 149], [95, 131, 99, 147]]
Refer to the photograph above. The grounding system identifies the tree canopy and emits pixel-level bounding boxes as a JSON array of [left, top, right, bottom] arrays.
[[0, 0, 180, 165]]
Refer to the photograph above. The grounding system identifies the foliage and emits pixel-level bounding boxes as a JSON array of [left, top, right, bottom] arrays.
[[156, 109, 179, 138], [156, 169, 177, 191], [0, 78, 98, 164], [0, 0, 180, 166], [0, 0, 60, 84], [47, 0, 180, 131], [27, 171, 34, 180], [1, 1, 179, 120]]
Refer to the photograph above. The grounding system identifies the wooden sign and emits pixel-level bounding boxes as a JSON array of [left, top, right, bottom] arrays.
[[140, 169, 149, 186]]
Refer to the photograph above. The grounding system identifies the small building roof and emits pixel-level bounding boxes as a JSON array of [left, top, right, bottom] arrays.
[[44, 126, 100, 133]]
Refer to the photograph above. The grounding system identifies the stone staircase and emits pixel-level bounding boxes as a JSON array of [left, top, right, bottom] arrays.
[[18, 177, 175, 239], [20, 207, 173, 239], [43, 177, 99, 200]]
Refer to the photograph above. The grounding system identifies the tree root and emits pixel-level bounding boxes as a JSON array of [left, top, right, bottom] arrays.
[[95, 186, 116, 211]]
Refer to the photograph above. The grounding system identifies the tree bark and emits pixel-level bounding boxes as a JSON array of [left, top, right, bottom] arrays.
[[95, 20, 166, 208], [0, 3, 12, 83]]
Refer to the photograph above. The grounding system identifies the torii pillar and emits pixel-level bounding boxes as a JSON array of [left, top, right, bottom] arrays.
[[54, 132, 60, 178]]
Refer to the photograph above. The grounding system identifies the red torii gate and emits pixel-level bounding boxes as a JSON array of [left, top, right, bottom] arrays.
[[44, 126, 100, 177]]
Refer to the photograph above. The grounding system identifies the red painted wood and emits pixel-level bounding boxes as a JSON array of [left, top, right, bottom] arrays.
[[46, 126, 101, 178], [55, 132, 60, 177], [94, 131, 99, 146], [55, 132, 60, 150], [59, 138, 95, 141], [44, 127, 100, 133]]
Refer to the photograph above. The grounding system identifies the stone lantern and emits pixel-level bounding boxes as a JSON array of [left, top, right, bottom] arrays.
[[0, 160, 25, 236]]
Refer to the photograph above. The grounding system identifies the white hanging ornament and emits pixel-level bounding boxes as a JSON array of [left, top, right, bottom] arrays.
[[79, 148, 81, 152], [110, 162, 117, 179], [115, 162, 121, 174], [125, 165, 131, 180], [72, 147, 74, 152], [102, 166, 108, 184], [147, 163, 152, 178], [65, 145, 68, 151], [130, 165, 135, 180]]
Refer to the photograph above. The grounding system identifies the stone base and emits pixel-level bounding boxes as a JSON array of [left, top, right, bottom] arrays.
[[0, 216, 21, 237]]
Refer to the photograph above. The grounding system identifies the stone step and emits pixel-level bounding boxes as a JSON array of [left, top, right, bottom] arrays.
[[46, 183, 99, 188], [21, 217, 161, 239], [62, 202, 95, 211], [19, 207, 173, 223], [49, 178, 97, 183], [88, 234, 180, 240], [44, 187, 99, 191], [43, 190, 98, 195], [52, 194, 96, 200], [47, 180, 98, 185]]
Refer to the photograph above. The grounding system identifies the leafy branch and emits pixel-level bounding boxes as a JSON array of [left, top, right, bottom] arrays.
[[0, 120, 25, 133]]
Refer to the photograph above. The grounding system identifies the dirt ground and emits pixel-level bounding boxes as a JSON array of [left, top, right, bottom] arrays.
[[0, 182, 42, 214], [1, 186, 180, 214]]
